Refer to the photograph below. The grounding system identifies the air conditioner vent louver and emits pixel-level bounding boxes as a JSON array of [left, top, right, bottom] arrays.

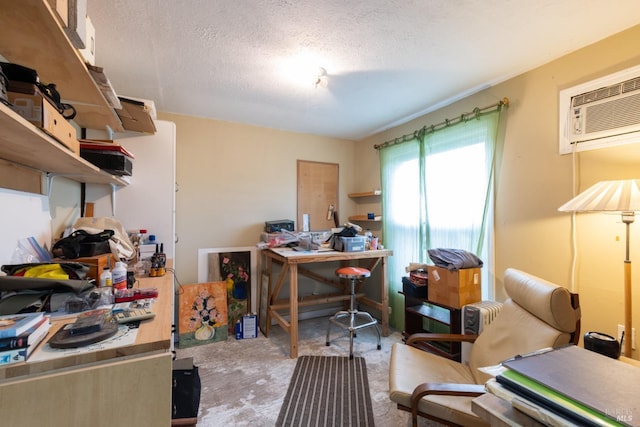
[[559, 64, 640, 154]]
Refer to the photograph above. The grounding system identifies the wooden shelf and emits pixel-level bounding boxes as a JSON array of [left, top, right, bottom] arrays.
[[400, 289, 462, 361], [348, 215, 382, 222], [348, 190, 382, 198], [0, 0, 123, 132], [0, 0, 127, 187], [0, 103, 128, 185]]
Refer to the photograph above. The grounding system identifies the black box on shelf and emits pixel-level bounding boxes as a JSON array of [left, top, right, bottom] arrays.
[[80, 149, 133, 176], [264, 220, 294, 232], [402, 276, 427, 299]]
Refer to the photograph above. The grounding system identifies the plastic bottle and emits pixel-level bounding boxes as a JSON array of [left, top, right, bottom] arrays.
[[112, 261, 127, 290], [99, 266, 112, 288]]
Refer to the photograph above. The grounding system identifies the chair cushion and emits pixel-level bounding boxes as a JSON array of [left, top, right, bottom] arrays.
[[389, 343, 488, 426], [504, 268, 580, 333]]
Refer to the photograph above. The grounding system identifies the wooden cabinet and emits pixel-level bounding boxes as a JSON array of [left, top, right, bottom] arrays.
[[401, 290, 462, 361], [348, 190, 382, 223], [0, 0, 127, 188], [0, 269, 175, 426]]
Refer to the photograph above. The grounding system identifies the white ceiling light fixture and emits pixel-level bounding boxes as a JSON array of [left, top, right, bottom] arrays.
[[314, 67, 328, 88], [280, 53, 328, 89]]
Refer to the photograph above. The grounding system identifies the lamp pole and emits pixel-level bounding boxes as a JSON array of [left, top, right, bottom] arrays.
[[623, 212, 634, 357]]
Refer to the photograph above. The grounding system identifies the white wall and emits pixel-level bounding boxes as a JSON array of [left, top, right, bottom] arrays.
[[0, 188, 52, 265]]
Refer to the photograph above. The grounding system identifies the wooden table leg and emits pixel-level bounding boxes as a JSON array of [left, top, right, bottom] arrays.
[[381, 255, 389, 336], [264, 255, 272, 337], [289, 264, 298, 358]]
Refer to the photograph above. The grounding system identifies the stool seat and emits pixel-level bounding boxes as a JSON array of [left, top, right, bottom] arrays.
[[335, 266, 371, 279]]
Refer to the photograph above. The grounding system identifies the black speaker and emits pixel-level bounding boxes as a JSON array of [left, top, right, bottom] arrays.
[[584, 331, 621, 359]]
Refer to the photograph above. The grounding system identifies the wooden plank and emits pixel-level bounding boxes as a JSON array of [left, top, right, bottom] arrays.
[[0, 158, 42, 193], [297, 160, 339, 230]]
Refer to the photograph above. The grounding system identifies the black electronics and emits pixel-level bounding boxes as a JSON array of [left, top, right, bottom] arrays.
[[584, 331, 621, 359], [264, 220, 294, 233], [402, 276, 427, 299], [80, 149, 133, 176]]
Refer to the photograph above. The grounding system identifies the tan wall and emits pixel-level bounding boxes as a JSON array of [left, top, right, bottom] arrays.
[[359, 24, 640, 356], [156, 113, 357, 285]]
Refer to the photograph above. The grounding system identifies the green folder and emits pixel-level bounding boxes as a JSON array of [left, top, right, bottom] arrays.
[[497, 369, 625, 427]]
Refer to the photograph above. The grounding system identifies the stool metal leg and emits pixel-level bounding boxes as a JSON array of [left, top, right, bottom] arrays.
[[326, 276, 382, 359]]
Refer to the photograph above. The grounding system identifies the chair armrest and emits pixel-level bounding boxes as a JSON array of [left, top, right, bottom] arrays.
[[411, 383, 486, 423], [406, 333, 478, 346]]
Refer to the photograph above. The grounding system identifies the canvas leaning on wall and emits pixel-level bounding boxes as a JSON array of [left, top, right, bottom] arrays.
[[197, 247, 258, 336], [178, 281, 228, 348]]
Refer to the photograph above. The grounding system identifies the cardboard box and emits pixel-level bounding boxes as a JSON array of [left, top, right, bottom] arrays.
[[8, 92, 79, 155], [78, 15, 96, 65], [426, 265, 481, 309], [115, 97, 157, 134]]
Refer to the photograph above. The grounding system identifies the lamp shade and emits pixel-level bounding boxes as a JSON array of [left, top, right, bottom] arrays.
[[558, 179, 640, 213]]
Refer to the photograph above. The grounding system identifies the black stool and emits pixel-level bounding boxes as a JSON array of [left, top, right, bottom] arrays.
[[326, 266, 381, 359]]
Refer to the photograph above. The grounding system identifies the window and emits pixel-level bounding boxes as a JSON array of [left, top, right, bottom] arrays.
[[380, 111, 501, 328]]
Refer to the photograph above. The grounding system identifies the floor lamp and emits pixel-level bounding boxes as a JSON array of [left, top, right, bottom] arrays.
[[559, 179, 640, 357]]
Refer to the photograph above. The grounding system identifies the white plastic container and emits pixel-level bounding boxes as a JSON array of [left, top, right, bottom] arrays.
[[112, 261, 127, 290], [99, 266, 112, 287]]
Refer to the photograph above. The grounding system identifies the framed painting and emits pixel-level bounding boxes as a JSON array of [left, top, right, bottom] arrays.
[[197, 246, 258, 334], [178, 281, 228, 348]]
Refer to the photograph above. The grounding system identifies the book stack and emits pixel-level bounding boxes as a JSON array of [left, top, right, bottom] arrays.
[[487, 345, 639, 426], [0, 312, 50, 366]]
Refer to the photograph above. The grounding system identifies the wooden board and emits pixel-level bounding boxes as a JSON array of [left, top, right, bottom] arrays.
[[297, 160, 339, 231]]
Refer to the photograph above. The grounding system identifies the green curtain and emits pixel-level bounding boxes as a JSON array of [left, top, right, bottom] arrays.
[[380, 110, 501, 329]]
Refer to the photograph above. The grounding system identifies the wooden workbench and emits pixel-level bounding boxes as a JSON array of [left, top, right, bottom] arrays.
[[262, 247, 393, 358]]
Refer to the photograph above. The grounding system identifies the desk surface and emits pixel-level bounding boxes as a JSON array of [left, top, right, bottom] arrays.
[[265, 247, 393, 263], [0, 267, 174, 380]]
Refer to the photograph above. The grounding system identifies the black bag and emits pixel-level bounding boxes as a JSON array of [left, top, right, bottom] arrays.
[[52, 229, 114, 259], [172, 358, 201, 419]]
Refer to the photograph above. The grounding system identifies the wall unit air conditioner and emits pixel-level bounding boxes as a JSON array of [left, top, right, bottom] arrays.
[[559, 64, 640, 155]]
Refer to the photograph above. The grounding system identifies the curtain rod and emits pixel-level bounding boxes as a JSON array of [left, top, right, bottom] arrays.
[[374, 97, 509, 150]]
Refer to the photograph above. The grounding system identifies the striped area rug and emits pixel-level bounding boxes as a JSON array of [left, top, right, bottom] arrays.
[[276, 355, 375, 427]]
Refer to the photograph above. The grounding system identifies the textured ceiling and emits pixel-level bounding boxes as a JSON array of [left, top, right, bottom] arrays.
[[87, 1, 640, 140]]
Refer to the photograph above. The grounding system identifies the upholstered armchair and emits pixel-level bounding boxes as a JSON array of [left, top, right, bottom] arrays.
[[389, 268, 581, 426]]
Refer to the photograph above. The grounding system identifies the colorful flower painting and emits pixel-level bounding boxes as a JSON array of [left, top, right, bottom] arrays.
[[178, 281, 228, 348]]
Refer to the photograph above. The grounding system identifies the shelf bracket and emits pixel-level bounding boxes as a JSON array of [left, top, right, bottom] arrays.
[[104, 125, 115, 140], [110, 183, 118, 216]]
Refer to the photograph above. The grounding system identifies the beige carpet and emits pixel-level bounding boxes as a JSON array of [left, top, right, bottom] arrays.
[[175, 316, 445, 426]]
